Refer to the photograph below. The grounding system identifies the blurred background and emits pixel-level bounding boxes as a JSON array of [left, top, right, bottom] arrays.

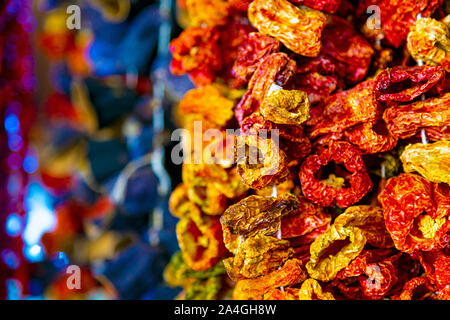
[[0, 0, 193, 299]]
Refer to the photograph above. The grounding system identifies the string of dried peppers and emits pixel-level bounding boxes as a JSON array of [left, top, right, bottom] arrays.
[[165, 0, 450, 300]]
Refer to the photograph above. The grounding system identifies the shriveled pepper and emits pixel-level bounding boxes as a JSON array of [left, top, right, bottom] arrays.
[[335, 206, 394, 249], [169, 27, 221, 86], [176, 210, 226, 271], [374, 65, 445, 105], [220, 193, 298, 253], [232, 259, 307, 300], [344, 121, 397, 155], [407, 17, 450, 72], [248, 0, 326, 57], [307, 79, 378, 139], [232, 32, 281, 85], [260, 89, 310, 126], [392, 277, 435, 300], [235, 52, 296, 125], [299, 141, 373, 208], [383, 93, 450, 141], [336, 249, 399, 299], [223, 234, 294, 280], [378, 173, 450, 253], [306, 221, 367, 281], [320, 16, 374, 84], [418, 248, 450, 300], [235, 134, 289, 189], [400, 141, 450, 185], [281, 196, 331, 240]]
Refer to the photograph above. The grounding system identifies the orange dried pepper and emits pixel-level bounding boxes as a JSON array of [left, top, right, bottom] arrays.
[[232, 259, 307, 300], [248, 0, 326, 57], [407, 17, 450, 72], [378, 173, 450, 253]]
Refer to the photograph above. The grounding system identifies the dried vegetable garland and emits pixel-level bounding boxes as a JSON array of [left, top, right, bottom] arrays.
[[164, 0, 450, 300]]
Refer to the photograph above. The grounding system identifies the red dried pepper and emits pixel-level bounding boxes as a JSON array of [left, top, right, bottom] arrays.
[[378, 173, 450, 253], [374, 65, 445, 105], [289, 0, 341, 14], [299, 141, 373, 208], [241, 113, 311, 161], [356, 0, 443, 48], [232, 32, 281, 85], [418, 248, 450, 299], [281, 196, 331, 239], [321, 16, 374, 84], [235, 52, 297, 125], [383, 92, 450, 141], [344, 121, 397, 154], [392, 277, 436, 300], [169, 27, 221, 86], [307, 79, 379, 139]]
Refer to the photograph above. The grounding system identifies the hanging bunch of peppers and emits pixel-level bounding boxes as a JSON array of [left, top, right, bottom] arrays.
[[165, 0, 449, 300]]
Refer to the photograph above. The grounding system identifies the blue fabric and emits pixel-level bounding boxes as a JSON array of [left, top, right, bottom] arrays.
[[87, 5, 160, 76], [100, 242, 169, 300]]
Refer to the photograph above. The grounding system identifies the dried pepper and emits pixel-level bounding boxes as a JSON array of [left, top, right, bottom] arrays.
[[248, 0, 327, 57], [260, 89, 310, 126], [220, 194, 298, 253], [400, 141, 450, 185], [407, 17, 450, 72], [383, 93, 450, 141], [344, 121, 397, 155], [235, 134, 289, 189], [223, 234, 294, 280], [307, 79, 378, 139], [305, 220, 367, 282], [176, 210, 226, 271], [232, 259, 307, 300], [335, 249, 400, 299], [281, 196, 330, 240], [392, 276, 435, 300], [299, 141, 373, 208], [378, 173, 450, 253], [232, 32, 281, 85], [418, 249, 450, 299], [169, 26, 221, 86], [374, 65, 445, 105], [168, 0, 450, 301], [235, 52, 296, 124], [320, 16, 374, 84], [335, 206, 394, 249]]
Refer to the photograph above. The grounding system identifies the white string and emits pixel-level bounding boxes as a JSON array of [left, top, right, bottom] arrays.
[[272, 184, 285, 291], [415, 14, 429, 146]]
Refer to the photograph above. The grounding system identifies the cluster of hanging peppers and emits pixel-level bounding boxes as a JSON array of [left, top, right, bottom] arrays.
[[165, 0, 449, 300]]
